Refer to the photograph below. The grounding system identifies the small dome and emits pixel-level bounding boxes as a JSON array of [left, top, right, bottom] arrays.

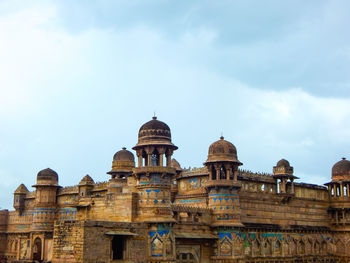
[[273, 159, 294, 176], [79, 174, 94, 185], [113, 147, 135, 162], [206, 136, 241, 164], [332, 157, 350, 181], [171, 158, 182, 171], [276, 159, 290, 168], [37, 168, 58, 181], [14, 184, 29, 194]]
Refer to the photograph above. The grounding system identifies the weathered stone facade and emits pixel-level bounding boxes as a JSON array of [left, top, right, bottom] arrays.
[[0, 117, 350, 263]]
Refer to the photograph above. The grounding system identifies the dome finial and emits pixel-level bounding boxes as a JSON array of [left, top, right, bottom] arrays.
[[122, 147, 126, 150], [153, 111, 157, 120], [342, 157, 346, 160], [220, 131, 224, 140]]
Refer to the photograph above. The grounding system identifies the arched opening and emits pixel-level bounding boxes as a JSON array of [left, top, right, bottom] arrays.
[[299, 240, 305, 255], [211, 166, 217, 180], [344, 186, 347, 197], [142, 150, 148, 166], [151, 149, 160, 166], [112, 236, 125, 260], [33, 237, 42, 261], [331, 187, 334, 197], [275, 240, 282, 256], [220, 166, 226, 180]]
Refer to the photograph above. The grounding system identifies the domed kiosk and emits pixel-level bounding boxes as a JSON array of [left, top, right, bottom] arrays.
[[273, 159, 298, 195], [108, 147, 135, 179], [132, 117, 178, 223], [204, 136, 243, 227]]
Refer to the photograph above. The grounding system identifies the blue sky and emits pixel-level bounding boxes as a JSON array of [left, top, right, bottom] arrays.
[[0, 0, 349, 209]]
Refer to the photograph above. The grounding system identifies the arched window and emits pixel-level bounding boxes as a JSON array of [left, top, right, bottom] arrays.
[[212, 166, 217, 180], [151, 149, 160, 166], [220, 166, 226, 180]]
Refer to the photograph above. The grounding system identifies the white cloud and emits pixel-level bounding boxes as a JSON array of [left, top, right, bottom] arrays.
[[0, 2, 349, 210]]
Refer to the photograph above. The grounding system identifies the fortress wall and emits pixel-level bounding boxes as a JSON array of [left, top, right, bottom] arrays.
[[80, 193, 137, 222], [0, 210, 9, 232], [52, 220, 85, 263], [240, 194, 329, 228]]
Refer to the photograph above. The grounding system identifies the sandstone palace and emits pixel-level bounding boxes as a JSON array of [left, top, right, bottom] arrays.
[[0, 117, 350, 263]]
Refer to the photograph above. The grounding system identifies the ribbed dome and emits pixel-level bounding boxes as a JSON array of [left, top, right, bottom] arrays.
[[37, 168, 58, 181], [206, 136, 241, 164], [113, 147, 135, 162], [138, 116, 171, 140], [276, 159, 290, 168], [332, 158, 350, 181], [133, 117, 177, 149]]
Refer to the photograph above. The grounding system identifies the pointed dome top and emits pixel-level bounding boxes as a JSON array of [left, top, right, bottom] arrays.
[[14, 184, 29, 194], [171, 158, 182, 171], [332, 157, 350, 181], [206, 136, 242, 164], [79, 174, 94, 185]]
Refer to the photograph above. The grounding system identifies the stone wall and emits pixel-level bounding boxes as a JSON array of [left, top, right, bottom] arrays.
[[52, 220, 85, 263]]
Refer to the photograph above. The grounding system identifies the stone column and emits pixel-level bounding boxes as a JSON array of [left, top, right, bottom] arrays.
[[224, 164, 231, 180], [347, 184, 350, 198], [208, 165, 213, 181], [159, 154, 163, 167], [233, 169, 238, 181], [340, 183, 344, 197], [138, 154, 142, 168], [214, 164, 220, 180], [333, 184, 336, 197], [291, 179, 295, 194]]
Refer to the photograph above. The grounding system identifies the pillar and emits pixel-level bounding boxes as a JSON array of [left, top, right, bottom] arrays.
[[208, 165, 213, 181], [215, 166, 220, 180], [138, 154, 142, 168], [225, 164, 231, 180], [340, 183, 344, 197]]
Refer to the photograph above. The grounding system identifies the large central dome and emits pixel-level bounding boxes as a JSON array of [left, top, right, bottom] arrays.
[[133, 117, 177, 149]]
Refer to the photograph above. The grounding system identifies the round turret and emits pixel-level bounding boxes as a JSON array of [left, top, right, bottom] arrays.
[[332, 157, 350, 181], [205, 136, 241, 164]]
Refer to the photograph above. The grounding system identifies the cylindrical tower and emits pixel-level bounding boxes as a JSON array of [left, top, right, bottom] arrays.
[[204, 136, 243, 227], [325, 157, 350, 230], [32, 168, 59, 231], [132, 116, 178, 223]]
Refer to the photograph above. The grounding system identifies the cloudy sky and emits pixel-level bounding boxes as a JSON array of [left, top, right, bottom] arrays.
[[0, 0, 349, 209]]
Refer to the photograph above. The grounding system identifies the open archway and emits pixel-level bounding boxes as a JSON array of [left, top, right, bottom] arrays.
[[33, 237, 42, 261]]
